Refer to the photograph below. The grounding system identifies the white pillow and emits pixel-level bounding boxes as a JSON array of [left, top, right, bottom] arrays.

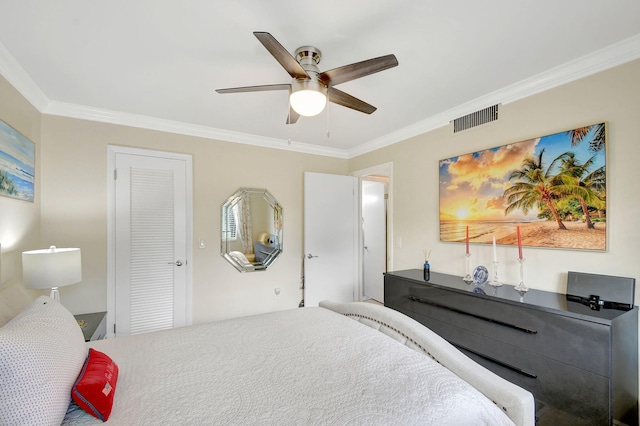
[[0, 296, 87, 425]]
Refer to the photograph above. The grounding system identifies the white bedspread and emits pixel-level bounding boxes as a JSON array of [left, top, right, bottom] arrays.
[[63, 307, 514, 425]]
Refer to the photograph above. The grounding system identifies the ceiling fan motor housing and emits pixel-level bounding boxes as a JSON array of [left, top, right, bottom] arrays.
[[290, 45, 327, 116], [295, 46, 322, 66]]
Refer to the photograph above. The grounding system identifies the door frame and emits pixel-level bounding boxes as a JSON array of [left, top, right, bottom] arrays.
[[106, 145, 194, 338], [350, 162, 394, 302]]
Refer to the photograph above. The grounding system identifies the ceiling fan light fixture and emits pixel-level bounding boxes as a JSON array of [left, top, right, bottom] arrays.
[[290, 79, 327, 117]]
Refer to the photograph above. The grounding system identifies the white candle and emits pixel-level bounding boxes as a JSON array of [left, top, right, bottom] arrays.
[[492, 235, 497, 262]]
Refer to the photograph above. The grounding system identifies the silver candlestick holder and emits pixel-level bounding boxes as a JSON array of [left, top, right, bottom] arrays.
[[514, 257, 528, 301], [463, 253, 473, 284], [488, 261, 502, 291]]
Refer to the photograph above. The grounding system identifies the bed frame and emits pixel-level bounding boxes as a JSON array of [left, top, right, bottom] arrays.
[[320, 301, 535, 426]]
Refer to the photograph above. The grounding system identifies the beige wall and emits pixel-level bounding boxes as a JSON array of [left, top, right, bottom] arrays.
[[0, 75, 42, 323], [349, 59, 640, 302], [37, 116, 347, 323]]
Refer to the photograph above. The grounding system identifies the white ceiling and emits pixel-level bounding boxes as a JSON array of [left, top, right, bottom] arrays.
[[1, 1, 639, 158]]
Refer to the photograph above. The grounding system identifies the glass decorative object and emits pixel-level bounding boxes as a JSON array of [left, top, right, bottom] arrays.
[[463, 253, 473, 284], [514, 257, 529, 301], [489, 260, 502, 296], [488, 261, 502, 290]]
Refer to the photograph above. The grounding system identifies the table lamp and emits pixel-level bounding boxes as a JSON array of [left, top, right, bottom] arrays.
[[22, 245, 82, 302]]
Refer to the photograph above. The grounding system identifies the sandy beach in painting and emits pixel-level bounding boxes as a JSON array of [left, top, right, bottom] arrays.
[[475, 221, 606, 251]]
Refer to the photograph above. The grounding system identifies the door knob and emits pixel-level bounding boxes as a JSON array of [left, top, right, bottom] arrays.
[[168, 260, 184, 266], [306, 254, 318, 259]]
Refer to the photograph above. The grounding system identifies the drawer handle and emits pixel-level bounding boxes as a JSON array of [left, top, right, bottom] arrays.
[[407, 295, 538, 334], [455, 343, 538, 379]]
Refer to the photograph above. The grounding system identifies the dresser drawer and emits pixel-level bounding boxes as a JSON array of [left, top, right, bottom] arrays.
[[411, 311, 610, 424], [461, 348, 610, 426], [406, 285, 610, 376]]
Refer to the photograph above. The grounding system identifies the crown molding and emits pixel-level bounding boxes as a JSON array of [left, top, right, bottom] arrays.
[[348, 33, 640, 159], [44, 101, 349, 159], [0, 41, 50, 111], [2, 35, 639, 160]]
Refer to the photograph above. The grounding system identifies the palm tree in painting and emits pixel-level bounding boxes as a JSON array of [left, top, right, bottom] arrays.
[[504, 148, 567, 230], [568, 123, 605, 152], [549, 152, 605, 229]]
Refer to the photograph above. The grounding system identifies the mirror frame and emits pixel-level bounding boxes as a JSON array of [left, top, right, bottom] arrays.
[[221, 187, 283, 272]]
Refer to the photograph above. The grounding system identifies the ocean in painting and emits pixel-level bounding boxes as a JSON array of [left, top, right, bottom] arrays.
[[441, 220, 534, 243]]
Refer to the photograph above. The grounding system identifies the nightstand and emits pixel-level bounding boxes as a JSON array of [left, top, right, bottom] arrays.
[[74, 312, 107, 341]]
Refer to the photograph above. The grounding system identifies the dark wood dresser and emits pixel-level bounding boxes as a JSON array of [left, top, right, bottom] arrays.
[[384, 269, 638, 426]]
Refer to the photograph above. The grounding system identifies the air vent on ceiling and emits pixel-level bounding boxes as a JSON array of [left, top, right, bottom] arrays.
[[452, 104, 499, 133]]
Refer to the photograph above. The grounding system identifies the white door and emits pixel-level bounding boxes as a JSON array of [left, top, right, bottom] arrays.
[[108, 147, 192, 337], [303, 172, 358, 307], [362, 180, 386, 302]]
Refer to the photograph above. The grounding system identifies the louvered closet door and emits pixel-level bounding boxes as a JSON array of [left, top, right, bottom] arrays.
[[114, 153, 188, 336]]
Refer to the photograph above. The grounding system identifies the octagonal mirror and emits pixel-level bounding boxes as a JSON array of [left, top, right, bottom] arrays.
[[221, 188, 283, 272]]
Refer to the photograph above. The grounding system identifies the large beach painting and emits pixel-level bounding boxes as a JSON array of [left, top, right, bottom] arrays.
[[439, 122, 606, 251], [0, 119, 35, 202]]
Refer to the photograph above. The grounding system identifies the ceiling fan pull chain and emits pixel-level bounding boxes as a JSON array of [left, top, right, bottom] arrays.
[[326, 93, 331, 139]]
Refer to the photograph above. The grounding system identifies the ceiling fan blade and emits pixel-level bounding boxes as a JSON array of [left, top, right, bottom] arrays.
[[286, 107, 300, 124], [253, 32, 309, 79], [328, 87, 376, 114], [319, 54, 398, 86], [216, 84, 290, 94]]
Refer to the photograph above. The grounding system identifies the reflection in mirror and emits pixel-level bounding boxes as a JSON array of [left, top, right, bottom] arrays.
[[221, 188, 283, 272]]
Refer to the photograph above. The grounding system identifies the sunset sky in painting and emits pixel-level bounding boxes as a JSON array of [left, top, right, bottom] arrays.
[[439, 128, 605, 222]]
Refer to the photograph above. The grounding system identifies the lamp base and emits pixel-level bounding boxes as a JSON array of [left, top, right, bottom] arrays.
[[50, 287, 60, 302]]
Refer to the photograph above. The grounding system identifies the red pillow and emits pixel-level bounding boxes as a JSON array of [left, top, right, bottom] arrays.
[[72, 348, 119, 421]]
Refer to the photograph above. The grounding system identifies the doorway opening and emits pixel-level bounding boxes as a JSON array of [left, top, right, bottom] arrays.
[[351, 163, 393, 304]]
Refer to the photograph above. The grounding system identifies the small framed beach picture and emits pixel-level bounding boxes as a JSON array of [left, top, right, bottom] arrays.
[[439, 122, 606, 251], [0, 118, 35, 202]]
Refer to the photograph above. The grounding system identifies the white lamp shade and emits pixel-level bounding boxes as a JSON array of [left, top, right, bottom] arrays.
[[22, 246, 82, 290], [289, 79, 327, 117]]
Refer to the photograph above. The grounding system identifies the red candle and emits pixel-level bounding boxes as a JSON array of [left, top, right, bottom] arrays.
[[465, 226, 469, 254], [517, 226, 523, 259]]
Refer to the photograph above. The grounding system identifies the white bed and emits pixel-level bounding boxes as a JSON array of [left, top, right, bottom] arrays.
[[0, 297, 534, 426]]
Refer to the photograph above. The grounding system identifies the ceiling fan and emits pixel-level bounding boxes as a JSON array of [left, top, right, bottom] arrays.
[[216, 32, 399, 124]]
